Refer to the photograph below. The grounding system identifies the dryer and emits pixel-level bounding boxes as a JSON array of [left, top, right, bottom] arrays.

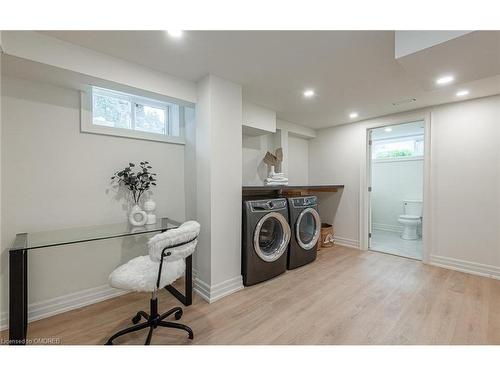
[[242, 197, 291, 286], [287, 196, 321, 269]]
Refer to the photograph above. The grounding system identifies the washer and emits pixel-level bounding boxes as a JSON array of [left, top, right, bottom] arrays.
[[242, 197, 291, 286], [287, 196, 321, 269]]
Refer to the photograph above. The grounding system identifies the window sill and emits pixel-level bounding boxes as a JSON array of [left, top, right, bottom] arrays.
[[373, 156, 423, 163], [81, 123, 186, 145]]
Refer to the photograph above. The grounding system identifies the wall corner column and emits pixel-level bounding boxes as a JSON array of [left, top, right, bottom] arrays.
[[193, 74, 243, 303]]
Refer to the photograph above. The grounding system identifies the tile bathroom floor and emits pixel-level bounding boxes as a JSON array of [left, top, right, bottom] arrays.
[[370, 229, 422, 260]]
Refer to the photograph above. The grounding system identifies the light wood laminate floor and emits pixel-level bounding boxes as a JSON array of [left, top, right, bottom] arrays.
[[3, 245, 500, 345]]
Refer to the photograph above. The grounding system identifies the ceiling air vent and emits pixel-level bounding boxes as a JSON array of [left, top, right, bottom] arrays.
[[392, 98, 416, 107]]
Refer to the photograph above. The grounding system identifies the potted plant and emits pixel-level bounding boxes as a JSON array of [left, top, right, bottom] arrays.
[[111, 161, 157, 226]]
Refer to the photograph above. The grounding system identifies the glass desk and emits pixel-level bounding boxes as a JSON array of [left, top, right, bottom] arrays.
[[8, 217, 193, 345]]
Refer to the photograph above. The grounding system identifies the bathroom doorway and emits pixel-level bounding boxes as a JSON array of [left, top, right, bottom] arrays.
[[367, 121, 425, 260]]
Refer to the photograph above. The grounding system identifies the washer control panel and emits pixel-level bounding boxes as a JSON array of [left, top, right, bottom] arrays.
[[249, 198, 287, 212], [291, 196, 317, 208]]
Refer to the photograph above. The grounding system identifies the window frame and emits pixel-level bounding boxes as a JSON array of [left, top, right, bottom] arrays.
[[80, 86, 186, 145]]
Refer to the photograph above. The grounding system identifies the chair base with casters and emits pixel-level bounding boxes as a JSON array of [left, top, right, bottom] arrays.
[[105, 291, 193, 345], [106, 221, 200, 345]]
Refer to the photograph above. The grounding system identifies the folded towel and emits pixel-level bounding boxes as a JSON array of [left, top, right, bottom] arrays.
[[265, 181, 289, 186], [264, 180, 288, 185], [270, 172, 285, 178], [266, 176, 288, 181]]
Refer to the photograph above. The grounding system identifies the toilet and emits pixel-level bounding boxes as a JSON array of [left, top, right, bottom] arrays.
[[398, 200, 422, 240]]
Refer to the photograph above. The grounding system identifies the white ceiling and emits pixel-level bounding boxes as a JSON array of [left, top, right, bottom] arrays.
[[41, 31, 500, 129]]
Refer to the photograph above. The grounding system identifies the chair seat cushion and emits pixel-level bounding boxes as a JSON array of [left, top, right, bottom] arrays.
[[109, 255, 185, 293]]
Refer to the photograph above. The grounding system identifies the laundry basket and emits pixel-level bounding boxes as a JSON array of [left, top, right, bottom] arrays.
[[317, 223, 334, 250]]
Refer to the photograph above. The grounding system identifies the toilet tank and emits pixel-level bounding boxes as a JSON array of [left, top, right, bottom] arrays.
[[403, 200, 422, 216]]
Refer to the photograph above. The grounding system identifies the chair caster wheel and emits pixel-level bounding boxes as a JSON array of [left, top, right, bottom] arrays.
[[188, 332, 194, 340], [174, 310, 183, 320], [105, 341, 113, 345], [132, 314, 141, 324]]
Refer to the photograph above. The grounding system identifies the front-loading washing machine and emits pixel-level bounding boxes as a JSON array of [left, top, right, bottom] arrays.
[[242, 197, 291, 286], [287, 196, 321, 269]]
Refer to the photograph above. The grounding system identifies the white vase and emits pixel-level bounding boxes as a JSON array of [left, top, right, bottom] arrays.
[[129, 204, 147, 226], [144, 199, 157, 225]]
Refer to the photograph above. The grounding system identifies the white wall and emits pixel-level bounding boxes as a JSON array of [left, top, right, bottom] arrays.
[[288, 135, 309, 185], [1, 76, 186, 326], [430, 96, 500, 268], [309, 123, 361, 246], [277, 119, 316, 139], [194, 75, 243, 302], [242, 101, 276, 133], [309, 95, 500, 277], [184, 107, 197, 220], [242, 119, 314, 186], [242, 133, 310, 186], [242, 133, 275, 185], [371, 159, 423, 230]]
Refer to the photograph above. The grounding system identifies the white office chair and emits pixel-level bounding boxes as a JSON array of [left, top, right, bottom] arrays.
[[106, 220, 200, 345]]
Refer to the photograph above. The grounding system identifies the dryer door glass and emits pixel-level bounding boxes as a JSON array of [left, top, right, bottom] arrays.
[[296, 208, 321, 250], [259, 217, 283, 254], [253, 212, 291, 262]]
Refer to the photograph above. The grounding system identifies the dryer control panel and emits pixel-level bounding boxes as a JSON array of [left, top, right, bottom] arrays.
[[290, 196, 317, 208], [249, 198, 287, 212]]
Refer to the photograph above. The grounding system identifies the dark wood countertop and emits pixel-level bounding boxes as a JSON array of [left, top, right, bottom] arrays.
[[242, 185, 344, 195]]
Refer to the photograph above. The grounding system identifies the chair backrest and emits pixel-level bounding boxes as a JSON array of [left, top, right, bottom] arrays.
[[148, 221, 200, 262]]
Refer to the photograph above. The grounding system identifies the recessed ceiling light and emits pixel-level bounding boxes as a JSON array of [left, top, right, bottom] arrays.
[[436, 75, 454, 85], [303, 89, 315, 98], [456, 89, 469, 97], [385, 127, 392, 132], [349, 112, 359, 119], [167, 30, 183, 38]]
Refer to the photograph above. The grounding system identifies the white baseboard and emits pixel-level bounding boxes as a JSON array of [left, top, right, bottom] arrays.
[[333, 236, 360, 249], [193, 269, 243, 303], [430, 255, 500, 280], [372, 223, 403, 233], [0, 284, 128, 331]]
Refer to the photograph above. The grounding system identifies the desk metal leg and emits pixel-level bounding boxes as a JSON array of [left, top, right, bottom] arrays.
[[165, 254, 193, 306], [9, 249, 28, 345]]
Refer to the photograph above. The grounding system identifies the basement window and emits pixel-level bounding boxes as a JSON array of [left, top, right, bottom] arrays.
[[81, 86, 186, 144], [372, 135, 424, 160]]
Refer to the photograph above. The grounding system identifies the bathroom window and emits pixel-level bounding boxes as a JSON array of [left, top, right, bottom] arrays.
[[81, 86, 187, 144], [372, 135, 424, 160]]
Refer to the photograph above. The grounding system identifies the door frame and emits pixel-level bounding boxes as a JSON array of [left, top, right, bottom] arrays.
[[359, 111, 432, 263]]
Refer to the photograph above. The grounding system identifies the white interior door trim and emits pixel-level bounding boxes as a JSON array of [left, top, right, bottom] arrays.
[[359, 110, 432, 263]]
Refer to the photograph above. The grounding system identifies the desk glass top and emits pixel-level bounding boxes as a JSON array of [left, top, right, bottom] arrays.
[[11, 217, 180, 251]]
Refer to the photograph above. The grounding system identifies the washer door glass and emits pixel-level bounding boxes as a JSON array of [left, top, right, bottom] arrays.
[[253, 212, 291, 262], [296, 208, 321, 250]]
